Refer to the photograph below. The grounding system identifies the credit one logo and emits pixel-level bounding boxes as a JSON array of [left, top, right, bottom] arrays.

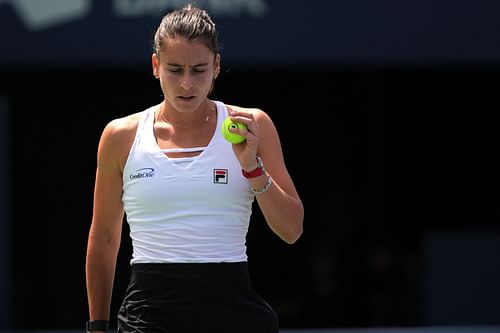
[[130, 168, 155, 179]]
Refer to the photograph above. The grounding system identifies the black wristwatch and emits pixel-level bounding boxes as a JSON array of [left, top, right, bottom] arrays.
[[86, 320, 109, 332]]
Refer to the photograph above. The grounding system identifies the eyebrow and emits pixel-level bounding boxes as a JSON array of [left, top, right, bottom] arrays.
[[166, 63, 209, 67]]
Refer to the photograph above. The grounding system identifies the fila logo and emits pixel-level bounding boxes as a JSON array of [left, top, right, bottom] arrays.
[[213, 169, 228, 184]]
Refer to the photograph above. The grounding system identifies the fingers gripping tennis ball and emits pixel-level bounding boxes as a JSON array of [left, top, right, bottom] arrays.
[[221, 117, 247, 144]]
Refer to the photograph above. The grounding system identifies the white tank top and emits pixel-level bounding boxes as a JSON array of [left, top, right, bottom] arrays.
[[122, 101, 254, 264]]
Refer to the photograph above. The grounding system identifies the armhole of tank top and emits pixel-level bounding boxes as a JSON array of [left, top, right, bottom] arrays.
[[212, 100, 226, 133], [122, 108, 153, 178], [224, 104, 232, 118]]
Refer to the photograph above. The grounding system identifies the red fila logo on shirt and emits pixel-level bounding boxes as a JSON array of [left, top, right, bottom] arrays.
[[213, 169, 228, 184]]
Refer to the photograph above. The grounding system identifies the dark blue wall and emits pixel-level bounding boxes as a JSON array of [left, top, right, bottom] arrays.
[[0, 0, 499, 66]]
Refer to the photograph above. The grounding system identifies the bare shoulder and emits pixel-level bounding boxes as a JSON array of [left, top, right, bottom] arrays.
[[97, 109, 149, 169], [103, 111, 142, 137]]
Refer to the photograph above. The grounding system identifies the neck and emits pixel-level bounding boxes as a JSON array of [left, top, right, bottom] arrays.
[[158, 101, 215, 129]]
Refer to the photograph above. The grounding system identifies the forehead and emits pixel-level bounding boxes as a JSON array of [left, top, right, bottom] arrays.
[[159, 37, 214, 65]]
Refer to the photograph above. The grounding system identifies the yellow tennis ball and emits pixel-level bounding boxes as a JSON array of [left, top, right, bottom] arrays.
[[221, 117, 247, 144]]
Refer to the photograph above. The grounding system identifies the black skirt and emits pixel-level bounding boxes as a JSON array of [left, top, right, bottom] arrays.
[[117, 262, 279, 333]]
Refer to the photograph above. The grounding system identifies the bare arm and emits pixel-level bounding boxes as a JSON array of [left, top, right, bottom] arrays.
[[227, 107, 304, 244], [86, 118, 132, 322]]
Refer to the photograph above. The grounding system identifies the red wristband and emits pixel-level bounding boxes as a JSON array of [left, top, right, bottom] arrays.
[[242, 156, 265, 179], [242, 166, 264, 178]]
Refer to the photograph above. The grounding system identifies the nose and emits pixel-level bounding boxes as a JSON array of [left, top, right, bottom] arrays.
[[180, 73, 194, 90]]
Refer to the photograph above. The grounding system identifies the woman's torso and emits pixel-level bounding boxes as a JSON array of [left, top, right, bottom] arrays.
[[120, 101, 255, 264]]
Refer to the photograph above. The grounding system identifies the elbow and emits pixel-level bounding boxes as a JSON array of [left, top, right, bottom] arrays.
[[283, 225, 303, 244], [285, 202, 304, 244], [282, 212, 304, 244], [268, 197, 304, 244]]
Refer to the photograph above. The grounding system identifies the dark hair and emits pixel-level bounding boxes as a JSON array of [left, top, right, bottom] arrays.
[[153, 4, 220, 56]]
